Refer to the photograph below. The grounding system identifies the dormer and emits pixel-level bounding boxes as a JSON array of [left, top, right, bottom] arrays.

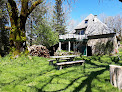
[[85, 20, 88, 24], [76, 28, 86, 35]]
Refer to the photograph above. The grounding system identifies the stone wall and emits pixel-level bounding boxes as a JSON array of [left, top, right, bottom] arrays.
[[87, 35, 118, 55]]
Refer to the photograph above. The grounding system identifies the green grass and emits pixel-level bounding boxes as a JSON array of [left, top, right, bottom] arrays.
[[0, 54, 122, 92]]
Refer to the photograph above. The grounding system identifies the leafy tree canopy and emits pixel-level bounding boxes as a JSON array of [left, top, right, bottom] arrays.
[[34, 19, 59, 48]]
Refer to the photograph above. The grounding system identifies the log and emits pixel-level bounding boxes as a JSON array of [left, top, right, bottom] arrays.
[[109, 65, 122, 89], [28, 45, 50, 58]]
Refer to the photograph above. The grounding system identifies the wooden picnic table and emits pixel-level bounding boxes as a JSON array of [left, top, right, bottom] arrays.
[[50, 55, 78, 63], [56, 60, 85, 70], [49, 55, 85, 70]]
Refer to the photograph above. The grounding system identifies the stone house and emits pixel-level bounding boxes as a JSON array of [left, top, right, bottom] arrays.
[[59, 14, 119, 56]]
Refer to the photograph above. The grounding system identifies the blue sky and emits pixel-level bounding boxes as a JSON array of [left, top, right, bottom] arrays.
[[70, 0, 122, 22], [65, 0, 122, 31]]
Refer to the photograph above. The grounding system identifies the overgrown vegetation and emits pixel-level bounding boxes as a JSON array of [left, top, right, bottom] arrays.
[[95, 40, 113, 55], [0, 51, 122, 91], [34, 20, 59, 48]]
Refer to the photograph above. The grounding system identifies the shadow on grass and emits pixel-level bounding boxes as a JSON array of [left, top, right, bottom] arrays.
[[0, 68, 55, 89], [35, 56, 109, 92], [109, 55, 122, 66], [52, 57, 109, 92], [18, 55, 119, 92], [41, 55, 121, 92], [110, 56, 119, 64], [73, 66, 109, 92], [49, 56, 109, 92], [35, 69, 76, 92]]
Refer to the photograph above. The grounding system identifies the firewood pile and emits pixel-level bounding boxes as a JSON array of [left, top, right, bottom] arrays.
[[28, 45, 50, 58]]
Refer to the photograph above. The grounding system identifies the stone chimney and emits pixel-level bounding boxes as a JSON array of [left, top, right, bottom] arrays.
[[94, 15, 97, 22], [94, 15, 97, 18]]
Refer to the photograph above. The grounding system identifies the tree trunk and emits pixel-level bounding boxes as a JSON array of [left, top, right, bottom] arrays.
[[109, 65, 122, 89], [9, 17, 27, 54], [7, 0, 43, 55], [7, 0, 27, 54], [30, 19, 33, 46]]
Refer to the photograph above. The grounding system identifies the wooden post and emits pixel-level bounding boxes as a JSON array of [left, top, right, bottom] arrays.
[[59, 65, 62, 70], [68, 41, 70, 52], [73, 42, 75, 51], [86, 44, 87, 56], [59, 42, 61, 51], [109, 65, 122, 89]]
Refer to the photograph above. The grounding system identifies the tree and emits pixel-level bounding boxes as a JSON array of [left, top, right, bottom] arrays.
[[6, 0, 43, 55], [27, 0, 59, 48], [99, 14, 122, 37], [53, 0, 66, 35], [114, 15, 122, 36], [0, 0, 9, 56], [25, 0, 47, 46], [34, 19, 59, 48]]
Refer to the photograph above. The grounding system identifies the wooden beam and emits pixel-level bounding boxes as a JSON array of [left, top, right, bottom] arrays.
[[68, 41, 70, 52], [59, 42, 61, 51]]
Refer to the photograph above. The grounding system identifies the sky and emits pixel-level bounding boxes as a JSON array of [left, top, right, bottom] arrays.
[[7, 0, 122, 32], [67, 0, 122, 31], [70, 0, 122, 21]]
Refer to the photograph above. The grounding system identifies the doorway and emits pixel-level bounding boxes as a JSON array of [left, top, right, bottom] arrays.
[[87, 46, 92, 56]]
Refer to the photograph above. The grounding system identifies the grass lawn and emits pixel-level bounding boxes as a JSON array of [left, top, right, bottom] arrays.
[[0, 54, 122, 92]]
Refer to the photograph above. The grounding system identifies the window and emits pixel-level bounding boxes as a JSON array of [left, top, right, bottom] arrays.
[[85, 20, 88, 23], [80, 30, 85, 35], [78, 30, 85, 35]]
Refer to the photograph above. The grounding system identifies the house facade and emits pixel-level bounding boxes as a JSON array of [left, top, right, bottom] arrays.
[[59, 14, 119, 56]]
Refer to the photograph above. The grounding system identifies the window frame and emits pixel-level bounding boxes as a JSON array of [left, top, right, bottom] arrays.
[[85, 20, 88, 24]]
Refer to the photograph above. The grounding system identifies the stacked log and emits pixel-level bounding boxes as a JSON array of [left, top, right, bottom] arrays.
[[109, 65, 122, 89], [28, 45, 50, 58]]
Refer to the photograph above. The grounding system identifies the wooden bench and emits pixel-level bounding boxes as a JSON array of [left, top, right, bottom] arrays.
[[48, 59, 56, 65], [48, 58, 70, 65], [56, 60, 85, 70]]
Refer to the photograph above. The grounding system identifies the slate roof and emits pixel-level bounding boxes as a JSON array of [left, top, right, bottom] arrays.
[[70, 14, 115, 36]]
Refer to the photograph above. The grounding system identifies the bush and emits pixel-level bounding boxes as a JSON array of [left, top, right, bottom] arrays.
[[95, 40, 113, 55]]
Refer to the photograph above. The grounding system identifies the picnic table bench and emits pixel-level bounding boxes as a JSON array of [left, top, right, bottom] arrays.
[[56, 60, 85, 70], [48, 58, 70, 65], [50, 55, 78, 62]]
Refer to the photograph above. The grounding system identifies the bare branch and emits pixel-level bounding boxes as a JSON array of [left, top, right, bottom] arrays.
[[28, 0, 43, 16], [8, 0, 18, 14], [21, 0, 29, 17], [8, 0, 19, 24]]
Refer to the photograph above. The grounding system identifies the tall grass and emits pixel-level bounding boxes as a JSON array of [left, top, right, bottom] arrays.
[[0, 54, 122, 92]]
